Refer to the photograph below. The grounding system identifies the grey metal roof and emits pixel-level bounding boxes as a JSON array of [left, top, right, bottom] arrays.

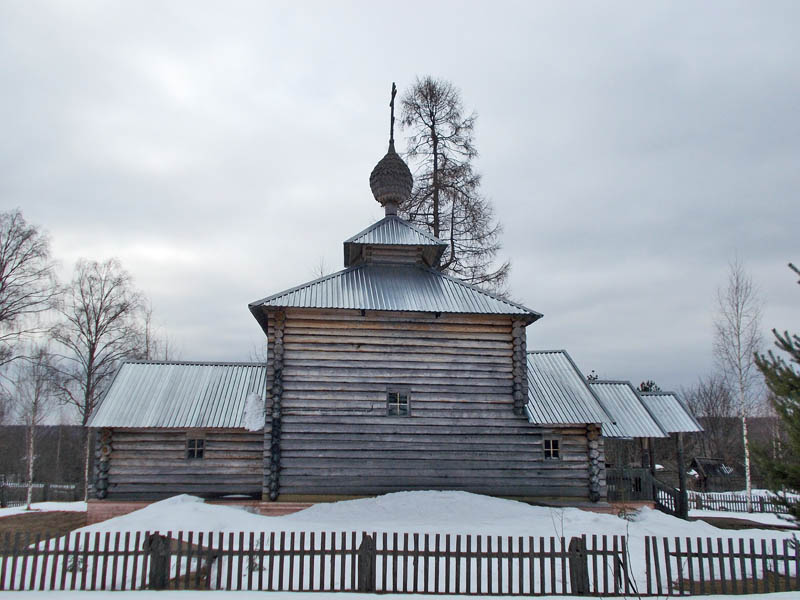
[[588, 381, 668, 439], [525, 350, 613, 425], [88, 361, 266, 429], [250, 264, 541, 319], [343, 216, 446, 267], [639, 391, 704, 433], [344, 216, 445, 247]]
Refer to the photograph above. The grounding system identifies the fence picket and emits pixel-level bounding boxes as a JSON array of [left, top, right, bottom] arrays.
[[306, 532, 312, 592], [50, 533, 60, 591]]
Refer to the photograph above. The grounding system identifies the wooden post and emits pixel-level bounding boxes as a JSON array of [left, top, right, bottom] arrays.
[[357, 534, 376, 593], [568, 536, 589, 594], [0, 482, 5, 508], [143, 533, 170, 590], [675, 432, 688, 519]]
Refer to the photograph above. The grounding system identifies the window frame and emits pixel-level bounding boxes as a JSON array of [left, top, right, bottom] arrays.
[[386, 387, 411, 417], [186, 436, 206, 460], [543, 437, 561, 461]]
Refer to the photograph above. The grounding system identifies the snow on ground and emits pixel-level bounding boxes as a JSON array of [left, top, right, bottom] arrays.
[[690, 508, 798, 528], [2, 593, 798, 600], [0, 501, 86, 518], [75, 490, 796, 543]]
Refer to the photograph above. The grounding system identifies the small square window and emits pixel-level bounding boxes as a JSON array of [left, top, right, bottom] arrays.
[[387, 391, 410, 416], [186, 438, 205, 459], [543, 438, 560, 460]]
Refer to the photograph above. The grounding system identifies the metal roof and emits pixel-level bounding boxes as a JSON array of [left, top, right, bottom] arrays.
[[639, 391, 704, 433], [88, 361, 267, 429], [344, 216, 447, 267], [250, 264, 541, 319], [344, 216, 445, 247], [525, 350, 613, 425], [588, 381, 668, 439]]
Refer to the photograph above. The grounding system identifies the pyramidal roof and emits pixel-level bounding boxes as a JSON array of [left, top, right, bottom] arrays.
[[250, 263, 540, 320], [343, 215, 446, 267]]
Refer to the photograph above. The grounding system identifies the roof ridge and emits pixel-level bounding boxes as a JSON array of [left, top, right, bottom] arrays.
[[124, 360, 266, 367]]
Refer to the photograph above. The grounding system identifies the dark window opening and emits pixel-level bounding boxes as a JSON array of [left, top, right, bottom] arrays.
[[387, 391, 410, 416], [543, 438, 560, 460], [186, 438, 205, 459]]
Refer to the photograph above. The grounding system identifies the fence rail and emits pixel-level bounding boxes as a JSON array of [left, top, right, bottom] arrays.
[[1, 529, 797, 595], [0, 482, 80, 508], [688, 491, 796, 515]]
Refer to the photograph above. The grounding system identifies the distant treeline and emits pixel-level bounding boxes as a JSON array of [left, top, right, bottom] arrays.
[[0, 425, 85, 485]]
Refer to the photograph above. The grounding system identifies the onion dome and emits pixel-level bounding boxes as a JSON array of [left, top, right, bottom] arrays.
[[369, 141, 413, 213]]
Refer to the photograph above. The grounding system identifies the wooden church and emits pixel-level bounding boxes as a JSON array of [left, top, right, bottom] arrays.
[[88, 93, 636, 506]]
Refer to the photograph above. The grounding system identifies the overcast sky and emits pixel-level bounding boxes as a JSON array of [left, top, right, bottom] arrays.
[[1, 1, 798, 391]]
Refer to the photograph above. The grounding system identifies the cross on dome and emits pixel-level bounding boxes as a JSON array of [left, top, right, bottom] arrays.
[[369, 82, 413, 215]]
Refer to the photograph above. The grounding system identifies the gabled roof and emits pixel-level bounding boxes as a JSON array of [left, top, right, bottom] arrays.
[[343, 216, 447, 267], [639, 391, 704, 433], [249, 264, 541, 321], [588, 380, 668, 439], [525, 350, 613, 425], [88, 361, 266, 429]]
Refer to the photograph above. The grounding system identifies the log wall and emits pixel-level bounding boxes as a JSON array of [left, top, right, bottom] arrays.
[[104, 429, 262, 499], [262, 308, 603, 501]]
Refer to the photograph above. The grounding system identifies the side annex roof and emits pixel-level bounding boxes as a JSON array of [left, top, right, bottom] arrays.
[[638, 391, 704, 433], [525, 350, 614, 425], [88, 361, 267, 429], [587, 380, 668, 439]]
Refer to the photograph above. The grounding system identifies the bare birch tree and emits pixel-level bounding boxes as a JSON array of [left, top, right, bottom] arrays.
[[52, 258, 143, 499], [400, 76, 510, 291], [0, 209, 59, 371], [713, 258, 763, 511], [14, 346, 56, 509]]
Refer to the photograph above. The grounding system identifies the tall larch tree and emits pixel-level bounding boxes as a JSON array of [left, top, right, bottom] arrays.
[[400, 76, 510, 291]]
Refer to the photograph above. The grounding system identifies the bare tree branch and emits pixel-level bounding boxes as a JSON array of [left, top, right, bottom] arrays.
[[0, 209, 59, 370]]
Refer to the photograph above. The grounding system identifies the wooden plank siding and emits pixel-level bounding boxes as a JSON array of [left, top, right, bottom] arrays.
[[264, 309, 603, 501], [105, 429, 263, 499]]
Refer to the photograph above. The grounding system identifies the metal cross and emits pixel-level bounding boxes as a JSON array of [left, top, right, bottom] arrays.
[[389, 82, 397, 145]]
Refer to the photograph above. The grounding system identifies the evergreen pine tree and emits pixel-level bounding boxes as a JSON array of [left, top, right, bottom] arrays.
[[754, 263, 800, 520]]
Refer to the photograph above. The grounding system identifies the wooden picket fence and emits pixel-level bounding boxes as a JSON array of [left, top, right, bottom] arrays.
[[687, 491, 796, 515], [644, 535, 800, 596], [0, 530, 628, 594], [0, 529, 798, 595]]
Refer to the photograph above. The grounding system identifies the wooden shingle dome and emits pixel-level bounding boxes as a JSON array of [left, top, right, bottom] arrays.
[[369, 141, 413, 214]]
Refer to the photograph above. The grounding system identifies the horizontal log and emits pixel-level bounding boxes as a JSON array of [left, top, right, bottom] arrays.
[[282, 350, 511, 363], [282, 379, 512, 391]]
